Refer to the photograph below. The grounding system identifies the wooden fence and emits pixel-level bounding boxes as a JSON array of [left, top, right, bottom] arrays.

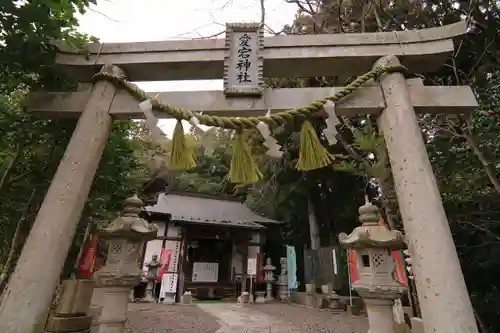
[[303, 246, 345, 290]]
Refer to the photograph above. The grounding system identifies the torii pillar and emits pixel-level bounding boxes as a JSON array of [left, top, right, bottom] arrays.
[[0, 65, 122, 333], [0, 22, 480, 333], [374, 55, 478, 333]]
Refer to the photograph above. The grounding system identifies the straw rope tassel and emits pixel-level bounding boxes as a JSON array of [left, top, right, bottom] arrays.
[[168, 120, 196, 170], [296, 120, 333, 171], [228, 131, 262, 183]]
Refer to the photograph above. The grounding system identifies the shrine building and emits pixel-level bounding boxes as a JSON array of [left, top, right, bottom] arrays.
[[139, 190, 281, 301]]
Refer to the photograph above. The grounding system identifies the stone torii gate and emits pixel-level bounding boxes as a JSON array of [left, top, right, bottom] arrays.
[[0, 22, 479, 333]]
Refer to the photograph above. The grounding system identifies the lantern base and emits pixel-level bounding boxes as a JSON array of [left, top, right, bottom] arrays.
[[352, 281, 406, 301], [93, 269, 141, 289], [364, 298, 399, 333], [238, 292, 250, 304], [97, 286, 132, 333], [162, 292, 176, 305], [255, 291, 266, 303]]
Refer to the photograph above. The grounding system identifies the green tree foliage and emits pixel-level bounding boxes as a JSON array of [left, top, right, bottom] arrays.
[[136, 126, 242, 196], [280, 0, 500, 330], [169, 128, 235, 194], [0, 0, 97, 89], [0, 0, 143, 288], [246, 119, 366, 241]]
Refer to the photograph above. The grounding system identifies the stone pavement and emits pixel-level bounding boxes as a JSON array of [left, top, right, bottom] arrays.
[[91, 301, 367, 333], [197, 303, 302, 333]]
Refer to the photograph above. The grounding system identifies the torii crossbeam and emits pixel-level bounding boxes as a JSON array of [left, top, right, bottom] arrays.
[[0, 21, 479, 333], [56, 21, 466, 82]]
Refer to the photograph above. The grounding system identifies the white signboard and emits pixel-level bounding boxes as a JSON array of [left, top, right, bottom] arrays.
[[247, 258, 257, 276], [164, 240, 181, 272], [160, 273, 178, 294], [192, 262, 219, 282]]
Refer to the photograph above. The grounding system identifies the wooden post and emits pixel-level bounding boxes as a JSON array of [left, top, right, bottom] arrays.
[[177, 227, 189, 302], [0, 65, 122, 333], [374, 55, 478, 333], [240, 237, 249, 294], [307, 198, 320, 251]]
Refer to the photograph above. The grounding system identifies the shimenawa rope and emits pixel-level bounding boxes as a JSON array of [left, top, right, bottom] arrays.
[[92, 65, 407, 182]]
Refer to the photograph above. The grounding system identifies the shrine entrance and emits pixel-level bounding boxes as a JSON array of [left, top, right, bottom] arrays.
[[184, 236, 236, 300], [0, 21, 479, 333], [140, 191, 277, 302]]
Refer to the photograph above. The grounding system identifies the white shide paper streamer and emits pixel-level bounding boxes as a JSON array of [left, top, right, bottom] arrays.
[[139, 99, 214, 155], [256, 110, 283, 158], [322, 100, 340, 145], [332, 248, 338, 275], [188, 115, 214, 156], [138, 99, 166, 141]]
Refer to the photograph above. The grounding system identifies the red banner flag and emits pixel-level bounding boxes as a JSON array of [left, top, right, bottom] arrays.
[[256, 253, 265, 284], [157, 248, 172, 281], [76, 233, 99, 278], [392, 250, 407, 286], [347, 249, 359, 283], [378, 218, 407, 286]]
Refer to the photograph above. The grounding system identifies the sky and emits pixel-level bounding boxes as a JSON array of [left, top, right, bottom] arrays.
[[77, 0, 298, 134]]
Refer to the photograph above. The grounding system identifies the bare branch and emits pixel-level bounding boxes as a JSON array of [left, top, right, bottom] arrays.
[[192, 30, 225, 40], [457, 220, 500, 242], [88, 8, 120, 23]]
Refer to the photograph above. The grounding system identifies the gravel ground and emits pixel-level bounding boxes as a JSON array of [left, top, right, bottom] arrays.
[[125, 303, 221, 333], [91, 303, 221, 333], [250, 303, 369, 333], [90, 301, 367, 333]]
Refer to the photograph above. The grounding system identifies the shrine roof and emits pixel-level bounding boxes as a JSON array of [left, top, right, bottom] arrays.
[[171, 218, 266, 230], [143, 191, 281, 227]]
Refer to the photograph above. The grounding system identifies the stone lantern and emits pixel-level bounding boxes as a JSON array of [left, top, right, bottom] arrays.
[[338, 200, 407, 333], [144, 254, 161, 302], [94, 195, 158, 333], [263, 258, 276, 301]]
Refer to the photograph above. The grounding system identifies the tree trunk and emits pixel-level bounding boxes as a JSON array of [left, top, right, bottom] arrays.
[[308, 198, 321, 250], [474, 305, 489, 333], [376, 136, 401, 231], [0, 143, 23, 195], [379, 175, 401, 230], [463, 131, 500, 196], [0, 188, 37, 293]]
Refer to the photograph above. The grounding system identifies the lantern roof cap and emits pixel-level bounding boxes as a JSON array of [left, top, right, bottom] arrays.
[[99, 195, 158, 242], [146, 257, 161, 268], [264, 257, 276, 270], [338, 199, 404, 249]]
